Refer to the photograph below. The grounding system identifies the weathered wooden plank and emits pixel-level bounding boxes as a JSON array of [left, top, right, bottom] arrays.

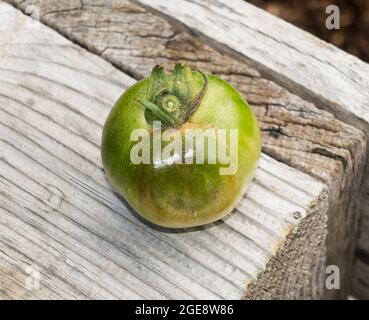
[[133, 0, 369, 299], [0, 2, 330, 299], [137, 0, 369, 123], [5, 0, 367, 298], [5, 0, 364, 200]]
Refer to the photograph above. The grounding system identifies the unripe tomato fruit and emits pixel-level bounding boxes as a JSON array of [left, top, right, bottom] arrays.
[[101, 63, 261, 228]]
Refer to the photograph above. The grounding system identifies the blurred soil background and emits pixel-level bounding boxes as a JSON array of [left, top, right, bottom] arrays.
[[247, 0, 369, 63]]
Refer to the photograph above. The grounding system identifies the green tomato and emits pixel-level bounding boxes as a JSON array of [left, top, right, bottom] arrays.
[[101, 63, 261, 228]]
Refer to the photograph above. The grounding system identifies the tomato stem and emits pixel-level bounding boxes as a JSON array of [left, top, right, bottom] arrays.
[[135, 99, 180, 128], [186, 71, 208, 119], [144, 63, 208, 128]]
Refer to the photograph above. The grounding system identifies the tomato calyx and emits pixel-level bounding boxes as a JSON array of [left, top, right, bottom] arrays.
[[136, 62, 208, 129]]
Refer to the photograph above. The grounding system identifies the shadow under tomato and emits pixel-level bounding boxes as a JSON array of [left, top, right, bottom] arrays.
[[115, 190, 231, 234]]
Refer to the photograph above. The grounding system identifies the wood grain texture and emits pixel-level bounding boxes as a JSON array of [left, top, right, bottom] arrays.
[[5, 0, 367, 298], [136, 0, 369, 123], [134, 0, 369, 299], [0, 2, 331, 299]]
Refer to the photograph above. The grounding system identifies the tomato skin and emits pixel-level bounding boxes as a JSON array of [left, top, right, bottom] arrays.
[[101, 73, 261, 228]]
